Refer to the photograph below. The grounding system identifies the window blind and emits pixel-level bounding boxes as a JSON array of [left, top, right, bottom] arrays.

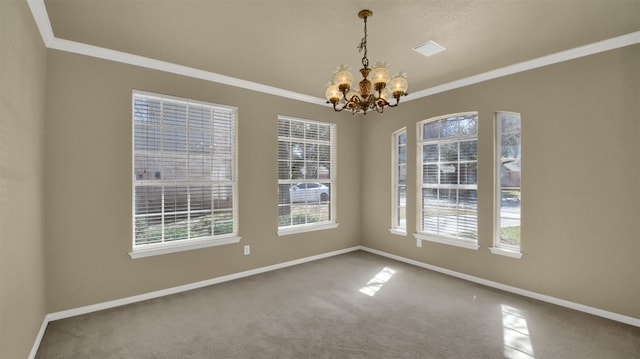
[[132, 91, 237, 247], [418, 113, 478, 241]]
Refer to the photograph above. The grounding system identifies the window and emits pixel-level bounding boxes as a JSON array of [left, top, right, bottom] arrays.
[[277, 116, 337, 235], [415, 113, 479, 250], [390, 128, 407, 235], [491, 112, 522, 258], [131, 91, 239, 258]]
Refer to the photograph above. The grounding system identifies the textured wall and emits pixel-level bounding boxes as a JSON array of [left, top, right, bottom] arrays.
[[0, 1, 48, 357], [44, 50, 361, 312], [360, 45, 640, 318]]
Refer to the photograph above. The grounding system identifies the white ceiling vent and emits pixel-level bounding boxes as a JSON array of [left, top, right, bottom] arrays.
[[413, 40, 446, 57]]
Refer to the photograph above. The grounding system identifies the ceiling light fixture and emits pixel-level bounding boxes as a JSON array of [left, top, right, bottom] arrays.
[[325, 9, 408, 115]]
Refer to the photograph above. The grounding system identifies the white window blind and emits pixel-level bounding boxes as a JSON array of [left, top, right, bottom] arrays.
[[417, 113, 478, 245], [277, 116, 335, 231], [132, 91, 237, 250], [392, 128, 407, 232], [495, 112, 521, 251]]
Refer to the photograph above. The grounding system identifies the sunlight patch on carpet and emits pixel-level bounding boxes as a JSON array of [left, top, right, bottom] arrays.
[[502, 304, 535, 358], [359, 267, 396, 297]]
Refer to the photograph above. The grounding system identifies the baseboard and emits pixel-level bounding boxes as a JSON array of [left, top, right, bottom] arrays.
[[29, 244, 639, 357], [28, 316, 50, 359], [30, 246, 361, 357], [360, 246, 640, 327]]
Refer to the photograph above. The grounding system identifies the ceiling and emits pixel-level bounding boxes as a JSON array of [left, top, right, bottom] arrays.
[[42, 0, 639, 102]]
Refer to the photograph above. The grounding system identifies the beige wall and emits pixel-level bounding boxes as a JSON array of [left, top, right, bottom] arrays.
[[361, 45, 640, 318], [44, 50, 361, 312], [0, 1, 48, 358], [43, 45, 639, 320], [3, 9, 638, 355]]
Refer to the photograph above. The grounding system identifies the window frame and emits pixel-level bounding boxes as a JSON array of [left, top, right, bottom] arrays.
[[390, 127, 407, 236], [414, 112, 480, 250], [129, 90, 240, 259], [490, 111, 523, 259], [277, 115, 338, 236]]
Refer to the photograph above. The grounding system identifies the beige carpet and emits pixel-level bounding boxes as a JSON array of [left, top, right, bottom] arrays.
[[36, 251, 639, 358]]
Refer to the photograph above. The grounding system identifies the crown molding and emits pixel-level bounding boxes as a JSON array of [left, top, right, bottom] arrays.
[[405, 31, 640, 101], [27, 0, 639, 106], [52, 37, 327, 105], [26, 0, 326, 106], [26, 0, 54, 45]]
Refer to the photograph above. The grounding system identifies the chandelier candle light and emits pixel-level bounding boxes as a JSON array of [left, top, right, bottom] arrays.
[[326, 9, 408, 115]]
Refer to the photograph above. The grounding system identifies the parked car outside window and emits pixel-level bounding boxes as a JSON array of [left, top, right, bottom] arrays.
[[289, 183, 329, 202]]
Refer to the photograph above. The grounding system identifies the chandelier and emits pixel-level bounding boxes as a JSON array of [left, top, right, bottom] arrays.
[[325, 9, 408, 115]]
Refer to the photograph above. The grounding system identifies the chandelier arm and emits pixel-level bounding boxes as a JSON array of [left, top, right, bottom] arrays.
[[376, 98, 390, 107], [385, 98, 401, 108], [349, 94, 363, 107], [364, 95, 377, 115], [366, 94, 377, 106], [341, 89, 350, 103]]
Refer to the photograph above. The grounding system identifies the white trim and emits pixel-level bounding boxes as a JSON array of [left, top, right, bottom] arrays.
[[489, 246, 523, 259], [277, 115, 333, 127], [360, 246, 640, 327], [413, 232, 480, 250], [26, 0, 639, 106], [129, 235, 242, 259], [26, 0, 324, 106], [130, 91, 240, 258], [28, 317, 49, 359], [388, 228, 407, 236], [494, 112, 502, 249], [405, 31, 640, 101], [30, 246, 357, 356], [416, 113, 480, 244], [133, 89, 239, 111], [277, 222, 339, 236], [494, 111, 522, 253], [28, 245, 640, 356], [277, 116, 337, 235], [54, 38, 325, 106], [391, 127, 407, 233], [51, 246, 360, 322], [26, 0, 54, 46]]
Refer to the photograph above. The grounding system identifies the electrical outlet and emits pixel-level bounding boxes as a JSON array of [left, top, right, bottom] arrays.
[[416, 239, 422, 248], [244, 245, 250, 255]]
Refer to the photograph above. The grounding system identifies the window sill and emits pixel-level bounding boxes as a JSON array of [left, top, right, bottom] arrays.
[[129, 235, 242, 259], [277, 222, 339, 236], [489, 246, 523, 259], [388, 228, 407, 236], [413, 233, 480, 251]]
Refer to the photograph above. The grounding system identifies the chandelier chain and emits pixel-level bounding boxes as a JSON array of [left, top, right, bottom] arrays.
[[359, 15, 369, 68]]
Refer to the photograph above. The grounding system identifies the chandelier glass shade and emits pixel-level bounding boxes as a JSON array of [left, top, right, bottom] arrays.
[[325, 9, 408, 115]]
